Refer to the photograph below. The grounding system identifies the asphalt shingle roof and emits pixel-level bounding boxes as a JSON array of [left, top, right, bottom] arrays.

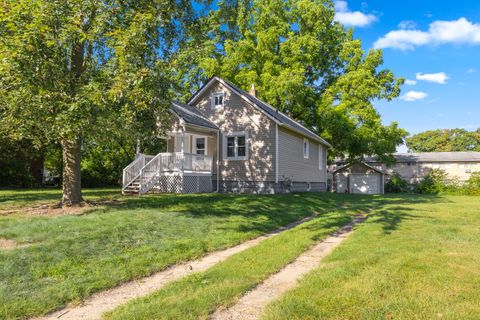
[[170, 100, 218, 130], [391, 152, 480, 163], [220, 78, 331, 147], [353, 152, 480, 163]]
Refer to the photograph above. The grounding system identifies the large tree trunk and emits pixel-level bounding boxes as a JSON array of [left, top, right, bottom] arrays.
[[61, 138, 83, 206]]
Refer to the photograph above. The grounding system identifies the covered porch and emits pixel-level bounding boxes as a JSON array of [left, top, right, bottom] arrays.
[[122, 101, 219, 195]]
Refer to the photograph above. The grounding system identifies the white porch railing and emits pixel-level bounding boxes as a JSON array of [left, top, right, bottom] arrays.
[[122, 154, 154, 190], [122, 152, 213, 194]]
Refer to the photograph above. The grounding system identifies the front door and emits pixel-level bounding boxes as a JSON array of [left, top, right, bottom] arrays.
[[174, 135, 191, 153]]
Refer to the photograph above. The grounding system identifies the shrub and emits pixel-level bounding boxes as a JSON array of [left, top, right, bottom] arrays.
[[463, 172, 480, 196], [385, 173, 408, 193], [415, 168, 450, 194]]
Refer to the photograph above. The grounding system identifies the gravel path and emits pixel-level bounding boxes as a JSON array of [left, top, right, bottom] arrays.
[[211, 214, 368, 320], [33, 215, 316, 320]]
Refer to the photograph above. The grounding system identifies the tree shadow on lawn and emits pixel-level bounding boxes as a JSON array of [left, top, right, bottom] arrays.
[[0, 188, 120, 206], [115, 192, 447, 236]]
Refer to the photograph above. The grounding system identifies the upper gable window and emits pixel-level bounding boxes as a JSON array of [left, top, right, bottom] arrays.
[[212, 92, 224, 109]]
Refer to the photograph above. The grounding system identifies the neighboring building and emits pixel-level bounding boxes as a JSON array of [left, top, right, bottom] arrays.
[[333, 162, 386, 195], [332, 152, 480, 186], [123, 76, 331, 195]]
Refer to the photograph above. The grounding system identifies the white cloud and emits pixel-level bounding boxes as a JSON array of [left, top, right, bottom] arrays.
[[374, 17, 480, 50], [334, 1, 377, 27], [405, 79, 417, 85], [416, 72, 450, 84], [374, 30, 430, 50], [398, 20, 417, 30], [401, 91, 428, 101], [467, 68, 477, 74]]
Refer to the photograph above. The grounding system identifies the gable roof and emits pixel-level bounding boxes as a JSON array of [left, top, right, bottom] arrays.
[[170, 100, 218, 130], [333, 161, 386, 175], [188, 76, 332, 148], [362, 152, 480, 163]]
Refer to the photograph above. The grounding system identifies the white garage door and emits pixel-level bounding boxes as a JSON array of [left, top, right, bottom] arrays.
[[350, 174, 379, 194]]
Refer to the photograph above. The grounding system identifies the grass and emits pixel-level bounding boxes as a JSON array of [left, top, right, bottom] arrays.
[[263, 195, 480, 320], [0, 188, 120, 210], [105, 207, 356, 320], [0, 189, 375, 319]]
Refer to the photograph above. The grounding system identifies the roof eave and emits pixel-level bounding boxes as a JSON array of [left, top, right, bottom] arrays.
[[188, 76, 331, 147]]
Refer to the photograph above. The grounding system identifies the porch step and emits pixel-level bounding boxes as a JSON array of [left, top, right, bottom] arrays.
[[122, 180, 141, 195]]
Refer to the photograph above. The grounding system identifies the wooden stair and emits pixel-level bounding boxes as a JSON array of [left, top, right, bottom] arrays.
[[122, 179, 141, 195]]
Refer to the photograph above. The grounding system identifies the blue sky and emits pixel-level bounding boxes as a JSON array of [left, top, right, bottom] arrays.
[[336, 0, 480, 145]]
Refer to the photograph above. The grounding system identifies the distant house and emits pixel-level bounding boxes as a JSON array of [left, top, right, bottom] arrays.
[[332, 152, 480, 186], [123, 76, 331, 195]]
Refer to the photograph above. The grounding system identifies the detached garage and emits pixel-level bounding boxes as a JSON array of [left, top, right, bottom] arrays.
[[333, 162, 385, 195]]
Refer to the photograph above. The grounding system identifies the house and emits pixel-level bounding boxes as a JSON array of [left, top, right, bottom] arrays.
[[332, 162, 386, 195], [331, 152, 480, 188], [122, 76, 331, 195], [369, 152, 480, 184]]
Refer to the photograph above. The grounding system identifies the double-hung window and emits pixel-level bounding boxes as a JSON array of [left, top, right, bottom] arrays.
[[224, 132, 247, 160], [303, 138, 309, 159], [212, 92, 224, 109], [194, 137, 206, 155]]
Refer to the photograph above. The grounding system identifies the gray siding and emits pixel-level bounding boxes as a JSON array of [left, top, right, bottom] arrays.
[[277, 126, 326, 183], [192, 81, 276, 182]]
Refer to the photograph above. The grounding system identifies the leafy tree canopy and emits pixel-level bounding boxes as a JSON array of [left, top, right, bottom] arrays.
[[0, 0, 206, 204], [179, 0, 407, 162], [406, 128, 480, 152]]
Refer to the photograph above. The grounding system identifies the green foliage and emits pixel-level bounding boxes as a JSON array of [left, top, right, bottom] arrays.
[[0, 0, 203, 200], [406, 128, 480, 152], [459, 172, 480, 196], [385, 173, 408, 193], [0, 137, 41, 187], [80, 138, 164, 187], [181, 0, 407, 161], [415, 168, 451, 194]]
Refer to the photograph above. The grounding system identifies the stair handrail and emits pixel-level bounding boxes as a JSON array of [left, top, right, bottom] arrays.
[[139, 152, 168, 195], [122, 154, 154, 192]]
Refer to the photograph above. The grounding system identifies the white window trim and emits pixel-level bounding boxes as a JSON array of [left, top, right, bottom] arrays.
[[211, 91, 225, 110], [222, 131, 248, 161], [303, 138, 309, 159], [318, 144, 323, 170], [192, 135, 208, 155]]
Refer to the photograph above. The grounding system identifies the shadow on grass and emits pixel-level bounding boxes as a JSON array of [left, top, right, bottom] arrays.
[[0, 188, 119, 205]]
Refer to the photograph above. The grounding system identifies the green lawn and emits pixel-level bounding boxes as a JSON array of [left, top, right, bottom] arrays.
[[3, 190, 478, 320], [0, 189, 373, 319], [263, 195, 480, 320], [105, 205, 356, 320], [0, 188, 120, 211]]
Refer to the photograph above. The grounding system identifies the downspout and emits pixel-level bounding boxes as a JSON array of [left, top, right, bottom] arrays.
[[325, 147, 328, 192], [217, 130, 220, 192], [275, 124, 279, 184]]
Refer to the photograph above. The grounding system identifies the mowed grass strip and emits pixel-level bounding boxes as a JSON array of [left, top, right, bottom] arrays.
[[0, 191, 365, 319], [105, 208, 357, 320], [0, 188, 120, 211], [263, 195, 480, 320]]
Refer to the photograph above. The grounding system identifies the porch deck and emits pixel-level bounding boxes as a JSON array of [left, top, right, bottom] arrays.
[[122, 152, 213, 195]]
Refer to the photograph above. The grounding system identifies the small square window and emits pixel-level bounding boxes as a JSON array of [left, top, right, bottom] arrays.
[[212, 92, 224, 109]]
